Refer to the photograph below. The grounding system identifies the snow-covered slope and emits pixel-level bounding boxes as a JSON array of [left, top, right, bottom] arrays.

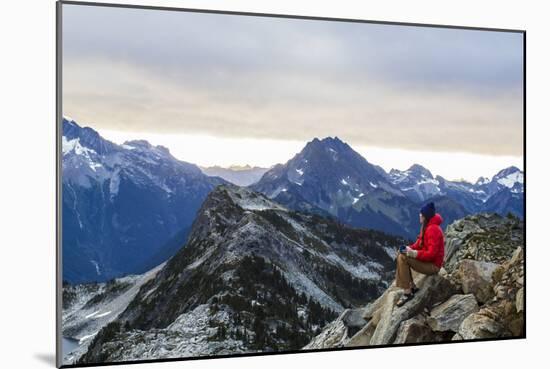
[[62, 263, 165, 365]]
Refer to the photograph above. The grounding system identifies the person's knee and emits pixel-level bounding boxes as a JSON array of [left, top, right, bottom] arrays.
[[397, 253, 407, 264]]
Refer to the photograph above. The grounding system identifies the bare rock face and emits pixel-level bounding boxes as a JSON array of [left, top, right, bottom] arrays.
[[394, 314, 435, 344], [444, 213, 523, 273], [516, 287, 524, 313], [303, 315, 348, 350], [347, 272, 455, 346], [427, 294, 479, 332], [303, 213, 524, 350], [458, 310, 504, 339], [454, 260, 498, 303], [303, 308, 368, 350]]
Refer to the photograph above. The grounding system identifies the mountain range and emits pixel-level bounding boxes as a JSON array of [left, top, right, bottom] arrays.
[[251, 137, 523, 239], [388, 163, 524, 215], [61, 118, 524, 364], [66, 184, 404, 364], [200, 165, 269, 186], [62, 119, 523, 284], [62, 117, 225, 283]]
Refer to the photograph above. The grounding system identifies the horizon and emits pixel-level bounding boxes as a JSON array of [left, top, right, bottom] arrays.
[[64, 116, 523, 184]]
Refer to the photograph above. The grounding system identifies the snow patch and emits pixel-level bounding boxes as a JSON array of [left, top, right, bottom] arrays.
[[497, 171, 524, 188], [109, 169, 121, 199], [62, 136, 96, 157], [325, 253, 381, 280], [91, 260, 101, 276], [95, 311, 112, 318], [79, 332, 97, 344]]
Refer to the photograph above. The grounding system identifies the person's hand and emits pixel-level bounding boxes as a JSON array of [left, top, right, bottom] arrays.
[[406, 246, 418, 258]]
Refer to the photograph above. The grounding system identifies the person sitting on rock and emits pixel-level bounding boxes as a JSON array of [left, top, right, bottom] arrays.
[[395, 202, 445, 307]]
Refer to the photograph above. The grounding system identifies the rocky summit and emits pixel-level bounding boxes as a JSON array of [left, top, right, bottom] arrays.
[[72, 184, 405, 365], [304, 213, 524, 349]]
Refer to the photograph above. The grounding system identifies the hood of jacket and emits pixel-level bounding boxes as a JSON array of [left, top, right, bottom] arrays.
[[427, 213, 443, 227]]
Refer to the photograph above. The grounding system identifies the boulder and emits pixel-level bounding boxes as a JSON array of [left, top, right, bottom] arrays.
[[346, 321, 376, 347], [443, 214, 523, 273], [455, 260, 499, 303], [303, 218, 524, 350], [427, 294, 479, 332], [393, 314, 434, 344], [303, 307, 369, 349], [350, 272, 454, 346], [458, 311, 504, 339], [361, 282, 399, 320]]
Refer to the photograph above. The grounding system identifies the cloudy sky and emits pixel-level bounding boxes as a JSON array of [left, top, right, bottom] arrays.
[[62, 4, 524, 182]]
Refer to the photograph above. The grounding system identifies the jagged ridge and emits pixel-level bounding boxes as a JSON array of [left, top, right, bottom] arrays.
[[76, 184, 406, 364]]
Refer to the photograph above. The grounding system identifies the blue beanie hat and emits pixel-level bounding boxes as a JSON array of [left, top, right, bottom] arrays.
[[420, 202, 436, 220]]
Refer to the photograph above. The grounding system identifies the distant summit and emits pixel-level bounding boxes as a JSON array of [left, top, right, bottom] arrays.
[[75, 183, 403, 363], [252, 136, 419, 238], [200, 165, 269, 186], [61, 117, 225, 283]]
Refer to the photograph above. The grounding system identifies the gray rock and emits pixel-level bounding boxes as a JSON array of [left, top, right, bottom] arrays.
[[346, 321, 376, 347], [303, 307, 368, 349], [342, 308, 368, 329], [427, 294, 479, 332], [304, 215, 524, 350], [303, 318, 349, 349], [510, 247, 524, 266], [394, 315, 435, 344], [456, 260, 499, 303], [351, 273, 454, 346], [452, 333, 463, 341], [444, 237, 464, 266], [458, 311, 504, 339], [516, 287, 524, 313], [443, 214, 523, 273]]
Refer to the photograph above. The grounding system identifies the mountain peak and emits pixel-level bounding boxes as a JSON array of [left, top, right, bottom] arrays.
[[475, 176, 490, 186], [407, 164, 433, 179], [320, 136, 344, 144], [211, 183, 287, 213], [304, 136, 349, 151], [62, 117, 118, 156], [494, 166, 522, 179], [124, 139, 152, 149], [63, 116, 80, 128]]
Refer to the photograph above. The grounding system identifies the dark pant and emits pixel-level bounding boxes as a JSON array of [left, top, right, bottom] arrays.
[[395, 253, 440, 289]]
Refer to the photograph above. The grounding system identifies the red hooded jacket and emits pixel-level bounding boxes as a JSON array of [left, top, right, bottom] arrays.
[[409, 213, 445, 268]]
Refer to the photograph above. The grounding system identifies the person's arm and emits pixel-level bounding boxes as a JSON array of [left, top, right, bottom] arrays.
[[409, 236, 422, 251], [415, 228, 440, 262]]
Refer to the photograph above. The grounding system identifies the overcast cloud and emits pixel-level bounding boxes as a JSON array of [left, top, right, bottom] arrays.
[[62, 4, 524, 157]]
